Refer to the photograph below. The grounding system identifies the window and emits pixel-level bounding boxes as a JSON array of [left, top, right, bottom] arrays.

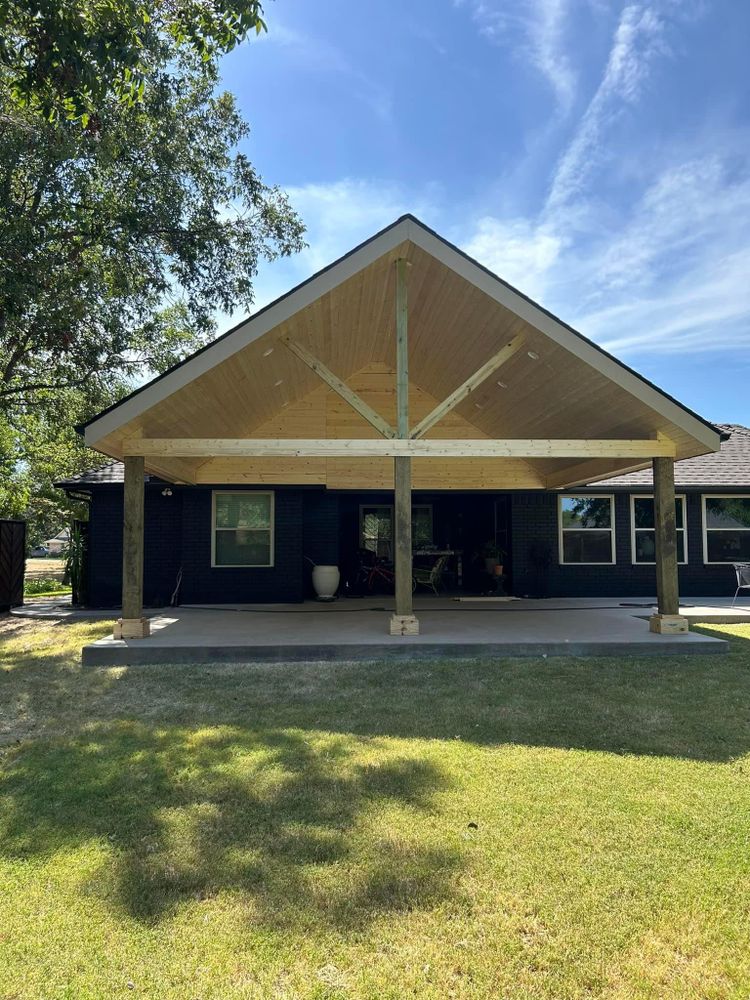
[[212, 492, 274, 567], [559, 495, 615, 564], [702, 495, 750, 563], [360, 505, 392, 558], [359, 504, 433, 558], [631, 495, 687, 564]]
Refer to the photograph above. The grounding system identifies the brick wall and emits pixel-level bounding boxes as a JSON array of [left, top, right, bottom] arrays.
[[84, 483, 741, 606], [178, 488, 304, 604], [87, 484, 182, 607], [302, 491, 340, 595], [511, 489, 739, 598]]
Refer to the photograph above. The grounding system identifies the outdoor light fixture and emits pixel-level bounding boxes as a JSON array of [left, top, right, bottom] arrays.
[[527, 350, 540, 360], [474, 401, 483, 409], [496, 380, 508, 388], [161, 487, 173, 497], [274, 379, 284, 387], [262, 347, 274, 357]]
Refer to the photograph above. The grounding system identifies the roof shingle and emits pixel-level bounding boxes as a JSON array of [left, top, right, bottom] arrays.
[[593, 425, 750, 488]]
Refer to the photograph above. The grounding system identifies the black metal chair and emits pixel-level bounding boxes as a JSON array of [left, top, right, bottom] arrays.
[[732, 563, 750, 607]]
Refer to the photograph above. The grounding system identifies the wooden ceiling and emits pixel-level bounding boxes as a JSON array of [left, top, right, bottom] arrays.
[[84, 218, 721, 490]]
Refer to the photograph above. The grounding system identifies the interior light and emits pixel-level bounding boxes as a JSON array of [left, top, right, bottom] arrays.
[[527, 350, 540, 360], [274, 379, 284, 387], [496, 380, 508, 388], [262, 347, 274, 357], [474, 402, 483, 409]]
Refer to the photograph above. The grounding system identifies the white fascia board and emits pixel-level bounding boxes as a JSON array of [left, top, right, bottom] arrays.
[[84, 219, 412, 447]]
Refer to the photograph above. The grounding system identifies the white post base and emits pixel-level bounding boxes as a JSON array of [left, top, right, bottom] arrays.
[[114, 617, 151, 639], [649, 614, 689, 635], [390, 614, 420, 636]]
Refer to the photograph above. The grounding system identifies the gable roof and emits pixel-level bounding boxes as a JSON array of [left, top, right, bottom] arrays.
[[77, 214, 723, 489]]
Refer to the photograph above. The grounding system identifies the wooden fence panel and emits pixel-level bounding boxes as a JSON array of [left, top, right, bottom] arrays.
[[0, 519, 26, 611]]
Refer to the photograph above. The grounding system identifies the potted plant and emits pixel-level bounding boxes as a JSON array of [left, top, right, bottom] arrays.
[[481, 541, 506, 576]]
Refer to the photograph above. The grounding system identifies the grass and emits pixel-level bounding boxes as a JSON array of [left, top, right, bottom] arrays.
[[23, 577, 71, 597], [1, 616, 749, 999]]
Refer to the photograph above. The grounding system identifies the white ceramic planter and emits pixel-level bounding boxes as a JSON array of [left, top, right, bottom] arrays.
[[312, 564, 340, 600]]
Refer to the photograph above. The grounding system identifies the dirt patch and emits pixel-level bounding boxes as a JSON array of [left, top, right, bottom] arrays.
[[25, 557, 66, 582]]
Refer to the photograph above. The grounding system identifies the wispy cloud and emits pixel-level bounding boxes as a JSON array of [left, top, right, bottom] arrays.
[[462, 216, 565, 303], [456, 0, 577, 111], [249, 19, 393, 122], [545, 3, 669, 212], [243, 1, 750, 364], [249, 179, 439, 310]]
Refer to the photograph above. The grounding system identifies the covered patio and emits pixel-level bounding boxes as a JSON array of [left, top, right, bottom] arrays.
[[80, 596, 729, 664], [79, 215, 724, 654]]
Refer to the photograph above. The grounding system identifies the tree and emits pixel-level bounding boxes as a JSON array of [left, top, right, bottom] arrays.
[[0, 54, 305, 410], [0, 34, 305, 540], [0, 0, 266, 124]]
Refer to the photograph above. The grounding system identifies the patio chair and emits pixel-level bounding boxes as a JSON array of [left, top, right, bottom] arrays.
[[412, 554, 449, 595], [732, 563, 750, 607]]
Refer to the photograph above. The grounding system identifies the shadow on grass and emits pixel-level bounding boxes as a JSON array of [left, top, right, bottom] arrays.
[[0, 721, 457, 928], [1, 618, 750, 929]]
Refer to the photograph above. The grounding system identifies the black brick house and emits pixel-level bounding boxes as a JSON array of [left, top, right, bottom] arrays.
[[58, 424, 750, 607], [63, 216, 731, 633]]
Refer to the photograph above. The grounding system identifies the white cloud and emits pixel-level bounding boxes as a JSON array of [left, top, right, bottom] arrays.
[[249, 179, 439, 311], [546, 3, 669, 213], [462, 216, 565, 303], [456, 0, 577, 111], [237, 2, 750, 364], [461, 143, 750, 357]]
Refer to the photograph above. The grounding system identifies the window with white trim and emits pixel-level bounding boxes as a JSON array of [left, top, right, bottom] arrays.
[[212, 491, 274, 567], [559, 495, 615, 564], [702, 495, 750, 563], [631, 495, 687, 564]]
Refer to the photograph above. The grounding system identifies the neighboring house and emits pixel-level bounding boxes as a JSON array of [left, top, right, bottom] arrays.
[[56, 425, 750, 606], [43, 528, 70, 556], [54, 215, 733, 623]]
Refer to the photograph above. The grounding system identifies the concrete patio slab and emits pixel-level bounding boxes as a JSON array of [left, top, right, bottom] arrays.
[[78, 597, 730, 665]]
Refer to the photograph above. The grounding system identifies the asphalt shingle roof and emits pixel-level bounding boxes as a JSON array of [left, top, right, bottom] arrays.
[[593, 425, 750, 488], [56, 461, 163, 487]]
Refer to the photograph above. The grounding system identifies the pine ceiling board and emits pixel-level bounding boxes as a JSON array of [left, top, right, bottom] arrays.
[[85, 227, 717, 480]]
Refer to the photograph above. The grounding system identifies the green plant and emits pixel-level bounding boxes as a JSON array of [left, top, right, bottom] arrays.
[[64, 521, 87, 605], [23, 577, 71, 597], [481, 540, 506, 561]]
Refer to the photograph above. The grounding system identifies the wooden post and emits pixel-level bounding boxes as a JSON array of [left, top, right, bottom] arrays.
[[114, 455, 150, 639], [649, 456, 688, 634], [391, 258, 418, 636]]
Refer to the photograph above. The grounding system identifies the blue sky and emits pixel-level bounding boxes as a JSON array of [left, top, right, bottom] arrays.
[[220, 0, 750, 423]]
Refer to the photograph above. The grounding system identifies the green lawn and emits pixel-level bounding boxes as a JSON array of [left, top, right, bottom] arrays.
[[1, 616, 749, 999]]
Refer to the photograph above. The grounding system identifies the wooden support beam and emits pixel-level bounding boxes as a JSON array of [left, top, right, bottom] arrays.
[[282, 336, 396, 438], [650, 456, 688, 634], [544, 458, 651, 490], [393, 455, 415, 621], [395, 259, 409, 439], [410, 333, 525, 439], [115, 455, 150, 639], [124, 437, 678, 459], [391, 257, 417, 635]]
